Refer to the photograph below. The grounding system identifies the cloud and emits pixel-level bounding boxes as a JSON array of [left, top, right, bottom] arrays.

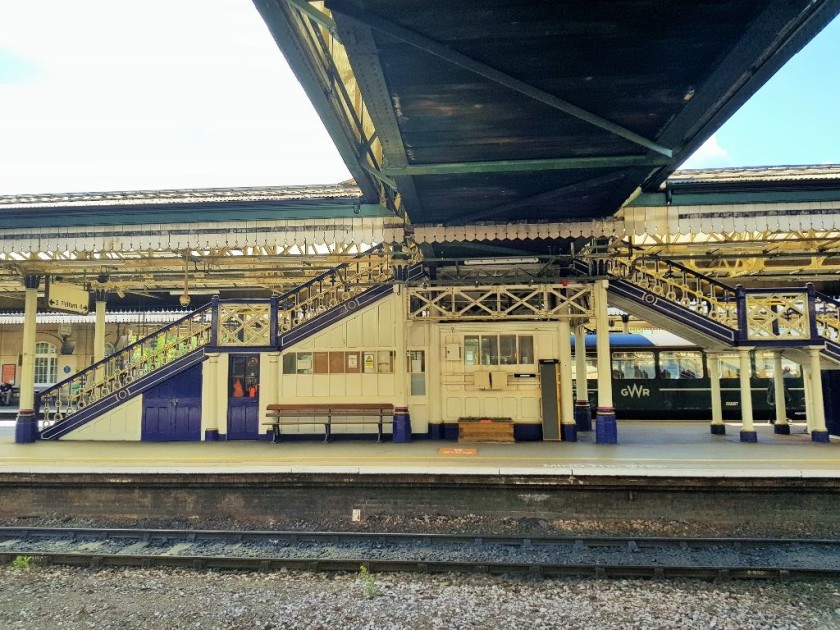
[[0, 0, 352, 194], [679, 134, 731, 170]]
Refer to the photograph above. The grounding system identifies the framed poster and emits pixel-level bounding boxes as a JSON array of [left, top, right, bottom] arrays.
[[363, 352, 376, 373], [1, 364, 15, 385]]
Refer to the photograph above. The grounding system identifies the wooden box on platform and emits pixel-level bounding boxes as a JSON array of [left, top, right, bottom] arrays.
[[458, 417, 514, 443]]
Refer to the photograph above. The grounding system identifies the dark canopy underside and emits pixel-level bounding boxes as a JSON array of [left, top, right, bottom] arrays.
[[269, 0, 839, 226]]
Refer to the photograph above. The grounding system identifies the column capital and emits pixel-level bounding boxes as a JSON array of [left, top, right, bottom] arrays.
[[93, 288, 109, 302], [22, 275, 41, 290]]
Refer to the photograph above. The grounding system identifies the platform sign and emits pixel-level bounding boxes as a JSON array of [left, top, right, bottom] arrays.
[[46, 281, 90, 315]]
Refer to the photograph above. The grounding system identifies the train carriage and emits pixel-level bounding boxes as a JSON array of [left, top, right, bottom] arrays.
[[579, 333, 806, 421]]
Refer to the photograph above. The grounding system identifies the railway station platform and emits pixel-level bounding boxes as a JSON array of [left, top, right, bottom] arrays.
[[0, 420, 834, 478]]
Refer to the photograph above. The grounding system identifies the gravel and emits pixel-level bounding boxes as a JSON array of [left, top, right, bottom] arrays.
[[1, 565, 839, 629]]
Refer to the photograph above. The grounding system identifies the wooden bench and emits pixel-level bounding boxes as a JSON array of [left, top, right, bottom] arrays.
[[264, 403, 395, 443]]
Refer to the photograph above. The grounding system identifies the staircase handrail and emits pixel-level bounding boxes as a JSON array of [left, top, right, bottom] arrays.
[[37, 303, 213, 427], [607, 256, 740, 329], [813, 290, 840, 343]]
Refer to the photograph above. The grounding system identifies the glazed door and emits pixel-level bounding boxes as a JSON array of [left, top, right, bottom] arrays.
[[141, 365, 202, 441], [227, 354, 260, 439]]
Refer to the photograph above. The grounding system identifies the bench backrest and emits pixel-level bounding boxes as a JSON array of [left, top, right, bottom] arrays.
[[266, 403, 394, 413]]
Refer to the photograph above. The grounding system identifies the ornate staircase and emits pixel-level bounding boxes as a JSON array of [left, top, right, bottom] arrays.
[[39, 253, 420, 439]]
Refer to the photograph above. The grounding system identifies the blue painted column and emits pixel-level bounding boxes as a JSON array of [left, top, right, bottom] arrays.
[[593, 280, 616, 444], [707, 351, 725, 435], [738, 347, 757, 442]]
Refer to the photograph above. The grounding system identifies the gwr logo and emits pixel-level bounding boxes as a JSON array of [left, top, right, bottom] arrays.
[[620, 383, 650, 398]]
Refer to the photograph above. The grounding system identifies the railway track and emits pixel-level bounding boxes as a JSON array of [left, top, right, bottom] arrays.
[[0, 527, 837, 580]]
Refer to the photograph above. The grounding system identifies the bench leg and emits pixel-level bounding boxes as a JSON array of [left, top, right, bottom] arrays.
[[324, 421, 331, 443], [272, 425, 281, 444], [377, 418, 383, 443]]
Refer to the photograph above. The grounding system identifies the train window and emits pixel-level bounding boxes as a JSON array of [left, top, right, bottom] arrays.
[[718, 354, 741, 378], [611, 351, 654, 379], [572, 358, 599, 380], [659, 351, 703, 379], [753, 352, 801, 378]]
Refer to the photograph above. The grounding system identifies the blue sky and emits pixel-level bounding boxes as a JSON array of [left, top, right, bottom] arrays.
[[0, 2, 837, 195]]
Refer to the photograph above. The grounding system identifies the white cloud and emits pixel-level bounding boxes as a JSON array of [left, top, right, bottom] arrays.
[[679, 134, 730, 170], [0, 0, 351, 194]]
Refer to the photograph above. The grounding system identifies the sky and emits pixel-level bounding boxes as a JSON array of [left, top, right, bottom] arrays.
[[0, 1, 837, 196]]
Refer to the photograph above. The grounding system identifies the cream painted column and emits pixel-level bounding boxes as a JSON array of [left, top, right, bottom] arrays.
[[771, 352, 790, 435], [574, 323, 591, 431], [428, 323, 443, 437], [593, 280, 616, 443], [19, 275, 40, 410], [738, 347, 757, 442], [707, 351, 725, 435], [558, 316, 576, 441], [393, 287, 408, 405], [15, 275, 40, 443], [93, 289, 108, 364], [392, 286, 411, 442], [202, 352, 220, 440], [263, 351, 280, 441], [802, 365, 814, 433], [808, 347, 829, 442]]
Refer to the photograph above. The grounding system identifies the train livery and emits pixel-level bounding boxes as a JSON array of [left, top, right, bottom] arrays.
[[580, 332, 806, 421]]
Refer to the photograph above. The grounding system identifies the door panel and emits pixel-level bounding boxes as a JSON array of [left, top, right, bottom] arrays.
[[141, 365, 202, 441]]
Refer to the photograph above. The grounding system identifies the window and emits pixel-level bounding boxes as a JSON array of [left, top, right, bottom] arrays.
[[34, 341, 58, 384], [718, 354, 741, 378], [611, 351, 655, 379], [659, 350, 703, 379], [463, 335, 534, 366], [754, 352, 801, 379]]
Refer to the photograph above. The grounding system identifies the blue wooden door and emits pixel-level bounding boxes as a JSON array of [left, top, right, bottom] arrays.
[[142, 365, 202, 441], [227, 354, 260, 440]]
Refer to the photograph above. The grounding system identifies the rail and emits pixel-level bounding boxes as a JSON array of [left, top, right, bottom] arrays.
[[1, 527, 838, 580]]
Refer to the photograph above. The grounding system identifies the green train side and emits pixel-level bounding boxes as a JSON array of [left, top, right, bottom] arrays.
[[581, 333, 806, 421]]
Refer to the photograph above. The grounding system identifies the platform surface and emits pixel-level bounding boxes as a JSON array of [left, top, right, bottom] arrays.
[[0, 420, 838, 478]]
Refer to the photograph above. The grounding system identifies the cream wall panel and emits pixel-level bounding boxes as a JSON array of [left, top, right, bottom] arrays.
[[216, 358, 229, 433], [465, 397, 480, 417], [346, 373, 362, 394], [361, 376, 378, 397], [408, 323, 427, 347], [361, 309, 379, 346], [281, 377, 296, 398], [521, 397, 540, 420], [63, 396, 142, 441], [346, 316, 363, 347], [483, 397, 500, 417], [446, 397, 462, 418], [409, 404, 428, 432], [502, 397, 518, 418], [328, 375, 346, 397], [296, 375, 314, 397], [377, 374, 395, 397]]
